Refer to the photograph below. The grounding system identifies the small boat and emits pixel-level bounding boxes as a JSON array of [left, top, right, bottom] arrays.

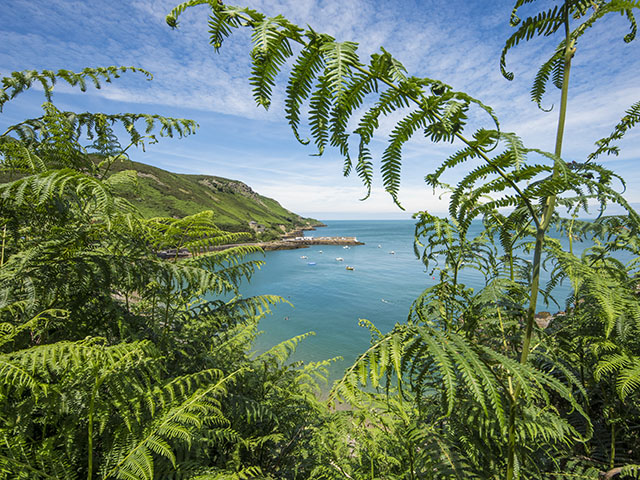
[[343, 246, 350, 249], [389, 251, 395, 255], [336, 257, 344, 261], [346, 266, 355, 271], [318, 250, 323, 254], [307, 262, 316, 266], [377, 244, 382, 248], [300, 255, 308, 259]]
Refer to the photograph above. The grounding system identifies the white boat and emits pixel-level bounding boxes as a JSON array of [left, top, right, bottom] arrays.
[[343, 246, 350, 249], [377, 244, 382, 248], [300, 255, 308, 259], [335, 257, 344, 261], [318, 250, 323, 253], [389, 251, 395, 255]]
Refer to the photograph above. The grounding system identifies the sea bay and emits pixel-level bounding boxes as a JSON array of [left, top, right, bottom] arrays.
[[224, 219, 589, 382]]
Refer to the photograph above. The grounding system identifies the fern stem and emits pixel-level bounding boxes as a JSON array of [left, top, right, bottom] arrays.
[[519, 229, 546, 369], [98, 141, 135, 180], [507, 6, 576, 479], [553, 29, 574, 160], [610, 422, 616, 469], [509, 253, 514, 282], [568, 215, 575, 257], [87, 383, 97, 480], [0, 225, 6, 267], [407, 436, 416, 480], [164, 282, 172, 337], [370, 454, 374, 479]]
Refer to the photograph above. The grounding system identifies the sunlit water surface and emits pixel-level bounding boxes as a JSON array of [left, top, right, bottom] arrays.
[[211, 220, 603, 382]]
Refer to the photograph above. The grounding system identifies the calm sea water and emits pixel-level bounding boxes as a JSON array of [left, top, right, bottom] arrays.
[[221, 219, 595, 382]]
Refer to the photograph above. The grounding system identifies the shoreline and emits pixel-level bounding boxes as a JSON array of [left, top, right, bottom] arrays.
[[208, 235, 364, 252], [210, 221, 364, 252], [158, 222, 365, 258]]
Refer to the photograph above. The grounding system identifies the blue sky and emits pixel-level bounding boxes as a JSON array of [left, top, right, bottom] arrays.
[[1, 0, 639, 220]]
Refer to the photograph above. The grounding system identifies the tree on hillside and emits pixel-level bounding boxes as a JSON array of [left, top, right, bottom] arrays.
[[168, 1, 640, 478]]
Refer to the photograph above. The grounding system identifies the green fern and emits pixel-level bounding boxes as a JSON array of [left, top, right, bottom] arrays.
[[0, 67, 151, 111]]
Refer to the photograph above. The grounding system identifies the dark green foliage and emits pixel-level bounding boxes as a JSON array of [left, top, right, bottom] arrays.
[[0, 68, 335, 480]]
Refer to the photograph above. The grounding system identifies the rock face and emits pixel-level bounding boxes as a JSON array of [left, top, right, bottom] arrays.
[[198, 178, 265, 206], [137, 172, 168, 188]]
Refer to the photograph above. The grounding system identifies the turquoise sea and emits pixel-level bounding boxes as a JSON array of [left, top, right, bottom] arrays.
[[226, 219, 592, 382]]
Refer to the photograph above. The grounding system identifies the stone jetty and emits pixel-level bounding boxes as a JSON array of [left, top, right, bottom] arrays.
[[207, 235, 363, 252], [158, 235, 363, 257], [278, 236, 363, 248]]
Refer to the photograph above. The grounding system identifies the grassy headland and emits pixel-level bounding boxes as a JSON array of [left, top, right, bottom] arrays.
[[106, 159, 323, 238]]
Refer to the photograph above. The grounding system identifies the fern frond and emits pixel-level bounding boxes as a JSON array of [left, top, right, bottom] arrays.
[[249, 16, 295, 108], [381, 108, 430, 205], [589, 99, 640, 161], [320, 41, 360, 98], [103, 368, 245, 480], [308, 75, 332, 155], [500, 4, 564, 81], [284, 34, 326, 144], [255, 331, 315, 363], [0, 67, 152, 111], [166, 0, 224, 29]]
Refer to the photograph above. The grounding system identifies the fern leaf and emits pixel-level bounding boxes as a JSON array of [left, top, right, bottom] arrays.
[[249, 16, 294, 108], [320, 41, 360, 99], [381, 108, 430, 205], [0, 67, 151, 111], [285, 34, 326, 144]]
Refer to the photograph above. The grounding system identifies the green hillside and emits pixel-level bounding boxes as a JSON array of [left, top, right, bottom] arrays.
[[107, 159, 320, 236]]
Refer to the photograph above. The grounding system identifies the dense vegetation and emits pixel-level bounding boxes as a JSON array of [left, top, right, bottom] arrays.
[[2, 0, 640, 479], [0, 155, 318, 239], [0, 70, 338, 479]]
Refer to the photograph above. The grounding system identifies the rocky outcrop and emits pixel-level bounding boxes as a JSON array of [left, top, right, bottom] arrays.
[[198, 178, 265, 206], [137, 172, 168, 188]]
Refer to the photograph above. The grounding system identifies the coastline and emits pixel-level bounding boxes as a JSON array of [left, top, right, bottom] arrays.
[[208, 235, 364, 252], [158, 222, 365, 258], [210, 222, 364, 252]]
